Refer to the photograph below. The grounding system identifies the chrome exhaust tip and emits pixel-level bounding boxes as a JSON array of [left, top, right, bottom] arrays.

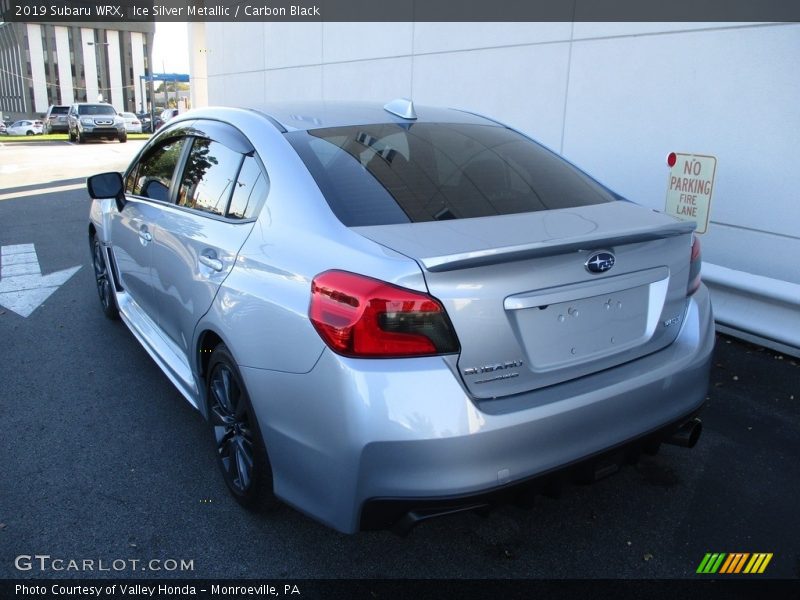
[[665, 417, 702, 448]]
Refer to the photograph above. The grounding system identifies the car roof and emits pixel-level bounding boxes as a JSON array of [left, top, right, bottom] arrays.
[[237, 101, 498, 132]]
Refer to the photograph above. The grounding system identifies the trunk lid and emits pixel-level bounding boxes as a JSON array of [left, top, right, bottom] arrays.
[[355, 202, 696, 399]]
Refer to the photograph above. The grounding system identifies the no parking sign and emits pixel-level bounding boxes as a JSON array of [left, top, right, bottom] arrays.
[[664, 152, 717, 234]]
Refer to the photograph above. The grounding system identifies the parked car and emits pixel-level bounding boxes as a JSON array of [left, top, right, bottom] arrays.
[[44, 104, 70, 133], [136, 112, 153, 133], [67, 103, 126, 143], [154, 108, 179, 130], [119, 111, 143, 134], [0, 121, 6, 134], [85, 100, 714, 534], [7, 119, 43, 135]]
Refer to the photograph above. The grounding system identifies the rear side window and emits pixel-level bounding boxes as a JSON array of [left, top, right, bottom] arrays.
[[176, 138, 244, 216], [50, 106, 68, 115], [227, 156, 269, 220], [128, 137, 187, 201], [286, 123, 615, 227]]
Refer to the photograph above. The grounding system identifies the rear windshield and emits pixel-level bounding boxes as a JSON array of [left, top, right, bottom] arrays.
[[50, 106, 69, 115], [286, 123, 615, 227], [78, 104, 117, 116]]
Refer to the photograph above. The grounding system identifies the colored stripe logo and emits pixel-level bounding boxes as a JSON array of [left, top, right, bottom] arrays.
[[696, 553, 773, 574]]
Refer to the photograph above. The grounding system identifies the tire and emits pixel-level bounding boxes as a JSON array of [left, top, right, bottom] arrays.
[[206, 344, 277, 510], [77, 132, 85, 144], [119, 133, 127, 143], [26, 130, 33, 136], [91, 234, 119, 320]]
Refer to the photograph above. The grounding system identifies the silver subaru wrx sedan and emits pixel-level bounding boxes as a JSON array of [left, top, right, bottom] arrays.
[[86, 100, 714, 533]]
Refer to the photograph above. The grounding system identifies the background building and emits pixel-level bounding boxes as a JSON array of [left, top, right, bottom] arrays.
[[0, 21, 154, 119], [193, 23, 800, 357]]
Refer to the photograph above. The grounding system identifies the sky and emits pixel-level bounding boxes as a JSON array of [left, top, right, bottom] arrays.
[[151, 22, 190, 75]]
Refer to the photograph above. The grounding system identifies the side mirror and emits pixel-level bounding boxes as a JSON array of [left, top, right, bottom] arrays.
[[87, 172, 125, 211]]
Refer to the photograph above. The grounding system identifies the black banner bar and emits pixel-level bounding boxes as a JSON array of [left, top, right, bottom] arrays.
[[3, 0, 800, 23], [2, 579, 800, 600]]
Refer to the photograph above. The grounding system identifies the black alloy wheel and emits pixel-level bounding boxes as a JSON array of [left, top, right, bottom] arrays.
[[206, 344, 276, 510], [91, 235, 119, 320]]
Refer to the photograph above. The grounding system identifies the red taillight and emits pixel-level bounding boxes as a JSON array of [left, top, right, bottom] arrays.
[[132, 120, 140, 124], [309, 270, 459, 358], [687, 235, 702, 295]]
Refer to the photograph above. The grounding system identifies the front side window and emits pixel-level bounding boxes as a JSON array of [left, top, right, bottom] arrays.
[[286, 123, 616, 227], [128, 137, 187, 201], [176, 138, 244, 216]]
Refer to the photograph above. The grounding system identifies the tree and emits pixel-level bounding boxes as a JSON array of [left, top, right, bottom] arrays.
[[155, 81, 190, 93]]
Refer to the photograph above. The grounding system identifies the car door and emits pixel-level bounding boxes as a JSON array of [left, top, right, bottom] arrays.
[[110, 134, 190, 320], [149, 121, 266, 354]]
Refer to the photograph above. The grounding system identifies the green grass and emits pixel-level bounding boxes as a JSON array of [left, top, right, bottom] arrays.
[[1, 133, 151, 142]]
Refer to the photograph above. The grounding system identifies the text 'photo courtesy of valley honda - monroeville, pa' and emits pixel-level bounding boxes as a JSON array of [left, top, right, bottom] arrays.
[[86, 98, 713, 533]]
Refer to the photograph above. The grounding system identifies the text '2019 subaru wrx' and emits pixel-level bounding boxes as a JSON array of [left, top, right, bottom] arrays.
[[86, 99, 713, 533]]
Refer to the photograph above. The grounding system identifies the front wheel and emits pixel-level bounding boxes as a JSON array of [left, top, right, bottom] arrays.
[[206, 344, 277, 510], [91, 235, 119, 320]]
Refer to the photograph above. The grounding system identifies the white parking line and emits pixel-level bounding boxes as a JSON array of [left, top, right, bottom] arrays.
[[0, 182, 85, 202]]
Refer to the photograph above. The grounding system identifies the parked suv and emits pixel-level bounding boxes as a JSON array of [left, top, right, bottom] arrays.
[[44, 104, 70, 133], [68, 103, 126, 143]]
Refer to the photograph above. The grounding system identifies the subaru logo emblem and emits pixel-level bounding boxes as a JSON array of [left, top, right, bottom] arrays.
[[585, 251, 615, 274]]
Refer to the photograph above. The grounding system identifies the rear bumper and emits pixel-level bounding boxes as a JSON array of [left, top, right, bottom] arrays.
[[241, 285, 714, 533], [360, 407, 703, 532]]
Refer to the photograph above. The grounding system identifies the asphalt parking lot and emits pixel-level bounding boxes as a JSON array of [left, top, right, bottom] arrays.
[[0, 142, 798, 580]]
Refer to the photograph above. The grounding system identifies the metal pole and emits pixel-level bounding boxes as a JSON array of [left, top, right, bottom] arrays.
[[149, 76, 155, 129]]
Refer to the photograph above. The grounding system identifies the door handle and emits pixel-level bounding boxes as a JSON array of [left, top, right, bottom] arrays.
[[199, 251, 223, 272], [138, 227, 152, 243]]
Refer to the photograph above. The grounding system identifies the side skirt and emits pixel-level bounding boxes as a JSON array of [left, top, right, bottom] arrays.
[[115, 290, 200, 411]]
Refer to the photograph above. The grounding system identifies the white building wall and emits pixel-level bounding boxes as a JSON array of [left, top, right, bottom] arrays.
[[195, 21, 800, 355], [25, 23, 48, 112], [130, 32, 146, 112], [188, 23, 208, 109], [80, 28, 99, 103], [106, 30, 124, 110], [54, 26, 74, 104]]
